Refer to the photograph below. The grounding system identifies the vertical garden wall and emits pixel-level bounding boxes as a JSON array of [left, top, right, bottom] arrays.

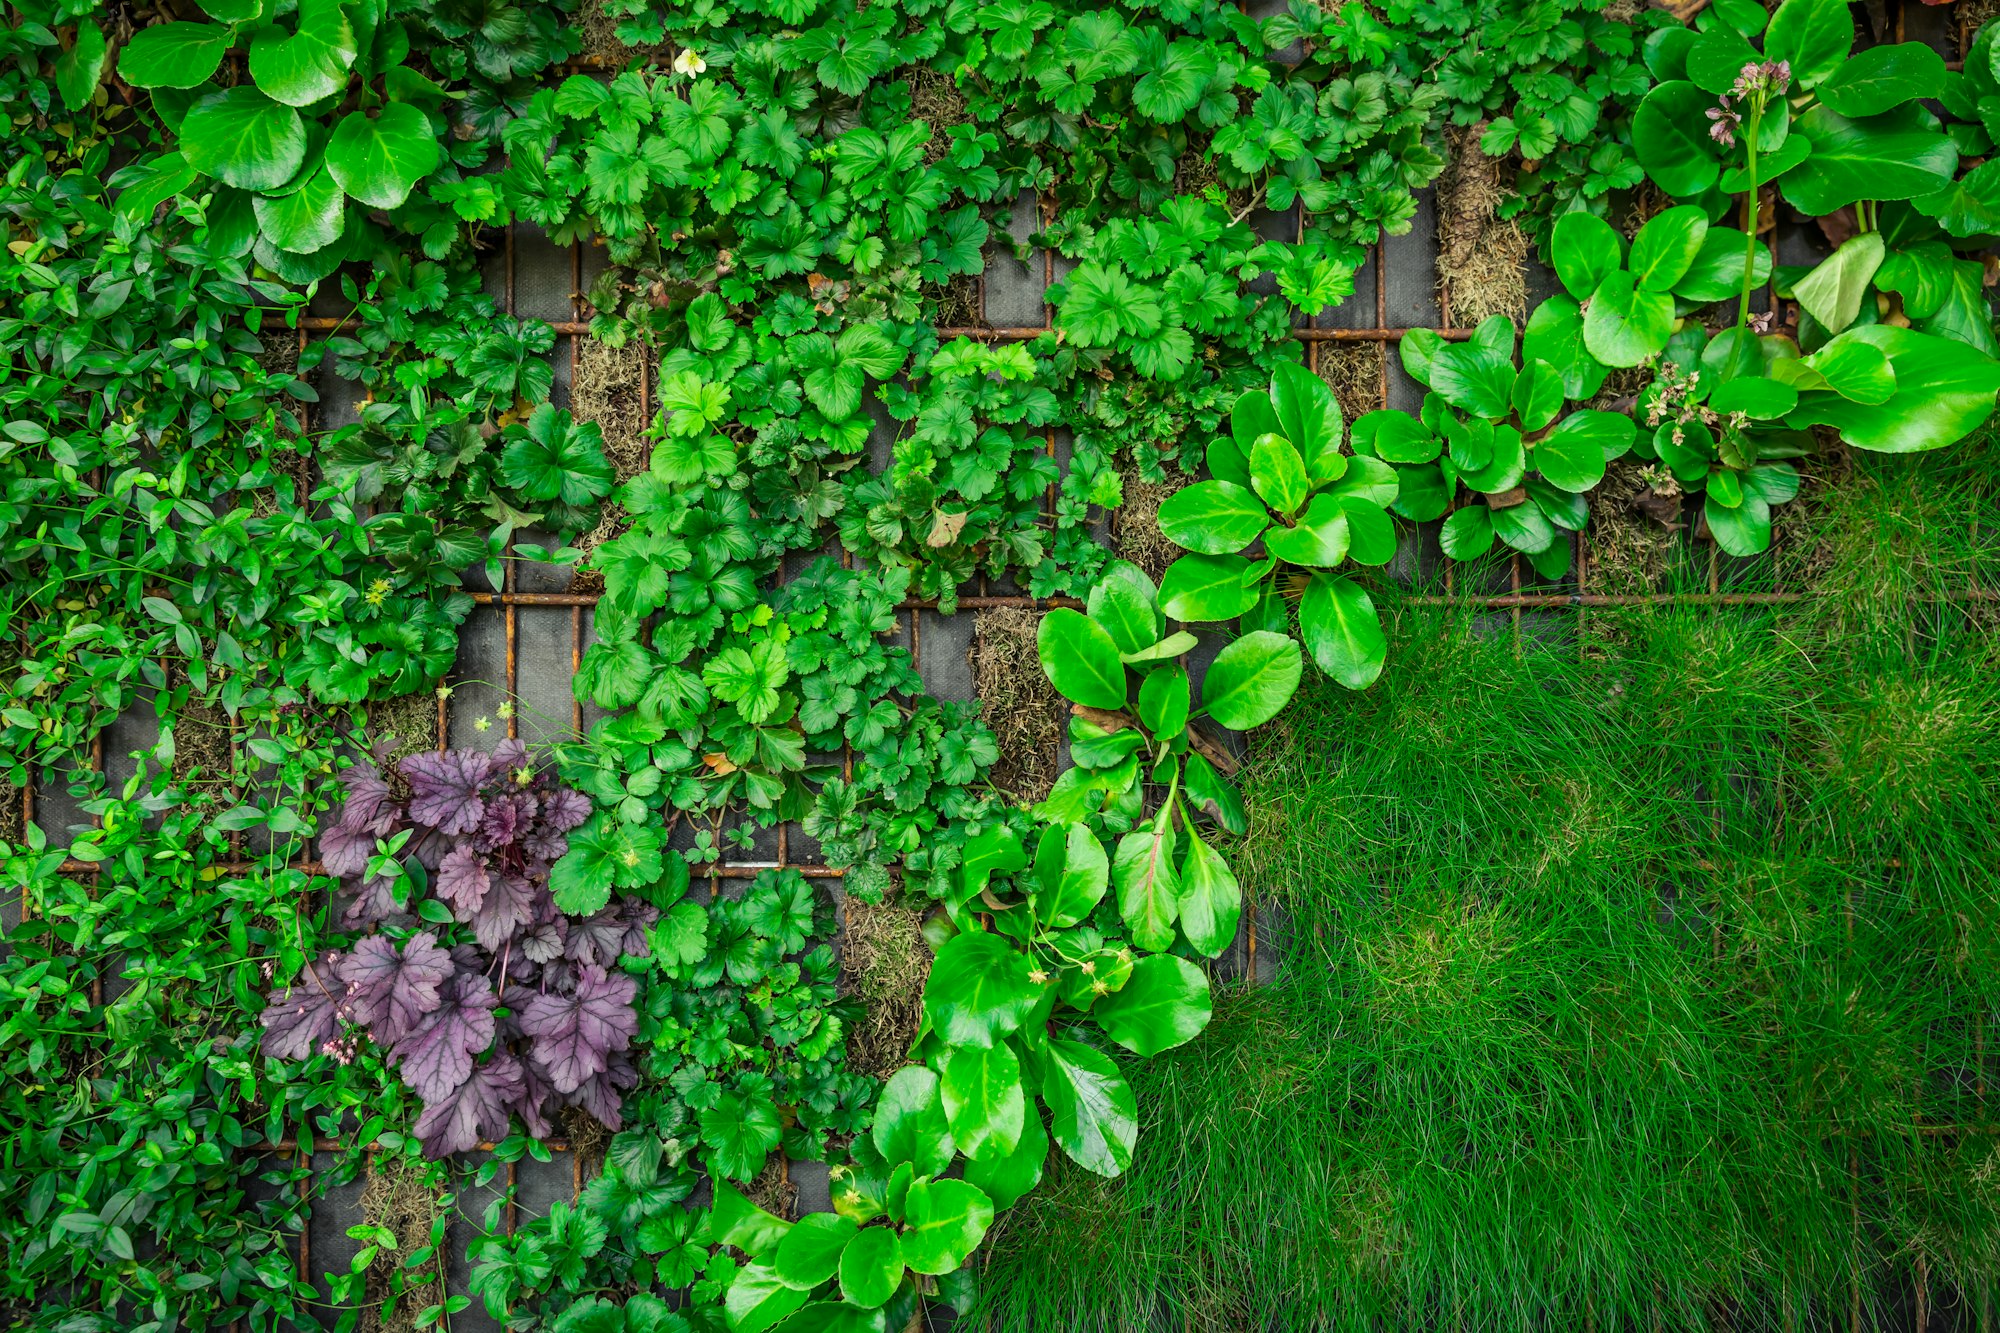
[[5, 0, 2000, 1329]]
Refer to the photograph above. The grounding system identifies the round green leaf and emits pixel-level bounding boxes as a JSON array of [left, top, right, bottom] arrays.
[[1298, 573, 1385, 690], [1261, 492, 1349, 568], [773, 1214, 859, 1292], [1551, 211, 1623, 300], [1036, 606, 1126, 710], [1817, 41, 1946, 118], [1780, 105, 1957, 216], [251, 164, 345, 254], [1176, 829, 1241, 959], [1491, 499, 1556, 555], [1785, 326, 2000, 453], [1705, 491, 1772, 556], [963, 1102, 1047, 1210], [1229, 386, 1281, 454], [1765, 0, 1858, 89], [1523, 294, 1609, 401], [247, 0, 356, 107], [1800, 338, 1895, 404], [898, 1179, 994, 1276], [1535, 411, 1630, 492], [119, 22, 232, 90], [836, 1228, 904, 1309], [1685, 25, 1762, 95], [921, 931, 1045, 1049], [1159, 554, 1259, 623], [1390, 462, 1449, 522], [326, 102, 440, 209], [1790, 232, 1885, 336], [181, 87, 307, 192], [726, 1262, 811, 1333], [1271, 361, 1343, 482], [1136, 663, 1190, 740], [940, 1043, 1025, 1162], [1582, 270, 1674, 368], [1428, 340, 1518, 419], [1512, 360, 1564, 433], [1034, 822, 1108, 928], [1632, 81, 1722, 198], [1352, 409, 1437, 464], [1339, 497, 1397, 567], [1085, 560, 1164, 654], [1041, 1038, 1137, 1177], [1709, 377, 1799, 420], [1156, 480, 1269, 555], [1113, 821, 1180, 952], [1248, 433, 1310, 516], [1200, 630, 1302, 731], [870, 1066, 955, 1177], [1206, 434, 1251, 488], [55, 19, 107, 114], [1629, 205, 1709, 292], [1094, 955, 1212, 1056], [1439, 506, 1496, 561], [1673, 226, 1774, 304]]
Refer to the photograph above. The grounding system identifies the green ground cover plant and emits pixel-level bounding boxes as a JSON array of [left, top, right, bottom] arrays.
[[4, 0, 2000, 1328]]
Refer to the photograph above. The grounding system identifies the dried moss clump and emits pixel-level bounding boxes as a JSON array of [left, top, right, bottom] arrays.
[[1113, 470, 1189, 585], [971, 607, 1068, 803], [569, 337, 655, 587], [840, 891, 932, 1078], [579, 0, 667, 63], [365, 691, 442, 769], [357, 1158, 447, 1333], [905, 65, 970, 165], [1316, 342, 1384, 427], [0, 782, 22, 847], [744, 1157, 798, 1221], [171, 699, 237, 795], [1581, 459, 1683, 597], [1436, 126, 1527, 329]]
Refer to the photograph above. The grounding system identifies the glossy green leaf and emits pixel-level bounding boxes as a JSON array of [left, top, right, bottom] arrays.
[[1673, 226, 1773, 303], [1157, 481, 1269, 555], [1230, 386, 1282, 454], [1491, 499, 1557, 554], [1709, 377, 1799, 420], [1439, 506, 1496, 561], [1629, 205, 1709, 292], [1522, 295, 1609, 401], [1511, 360, 1564, 433], [55, 19, 108, 112], [1339, 497, 1397, 567], [1094, 955, 1213, 1057], [773, 1214, 859, 1292], [940, 1043, 1025, 1162], [1201, 631, 1302, 731], [1705, 491, 1772, 555], [1552, 212, 1624, 300], [1271, 361, 1343, 482], [1817, 42, 1947, 118], [899, 1179, 994, 1275], [1248, 433, 1310, 516], [1159, 554, 1259, 623], [119, 22, 232, 90], [1036, 607, 1126, 711], [727, 1262, 810, 1333], [1034, 823, 1108, 928], [836, 1228, 904, 1309], [251, 164, 344, 254], [1352, 410, 1437, 464], [1184, 751, 1247, 835], [1535, 411, 1629, 492], [1582, 270, 1674, 368], [871, 1067, 955, 1177], [1790, 232, 1884, 335], [1633, 81, 1723, 198], [1086, 561, 1163, 654], [248, 0, 356, 106], [1041, 1038, 1138, 1177], [1261, 492, 1349, 568], [182, 88, 307, 192], [1175, 830, 1240, 959], [326, 103, 440, 209], [1428, 339, 1518, 419], [1113, 819, 1179, 952], [922, 932, 1045, 1049], [963, 1100, 1047, 1210], [1137, 664, 1189, 740], [708, 1184, 793, 1258], [1780, 105, 1957, 216], [1786, 326, 2000, 452], [1765, 0, 1861, 89], [1298, 573, 1385, 690], [1802, 338, 1896, 403]]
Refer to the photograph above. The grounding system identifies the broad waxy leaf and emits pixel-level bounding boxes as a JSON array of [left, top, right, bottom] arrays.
[[1552, 212, 1623, 300], [1157, 480, 1269, 555], [248, 0, 357, 106], [183, 88, 308, 192], [1037, 607, 1127, 710], [726, 1262, 809, 1333], [1200, 630, 1301, 731], [922, 931, 1045, 1049], [119, 22, 232, 89], [1298, 573, 1385, 689], [773, 1214, 859, 1292], [1628, 206, 1708, 292], [963, 1099, 1048, 1210], [1041, 1038, 1138, 1177], [871, 1066, 956, 1177], [1094, 955, 1213, 1056], [940, 1043, 1026, 1161], [327, 104, 441, 209], [1034, 822, 1109, 927], [1159, 554, 1260, 622], [1582, 270, 1674, 368], [898, 1179, 994, 1276], [1270, 362, 1343, 482], [1247, 434, 1310, 516], [838, 1227, 904, 1308], [1086, 561, 1164, 654], [1113, 820, 1179, 952], [1176, 830, 1240, 958]]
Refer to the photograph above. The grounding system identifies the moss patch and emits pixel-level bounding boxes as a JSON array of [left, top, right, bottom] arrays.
[[579, 0, 667, 63], [839, 890, 932, 1078], [1113, 471, 1188, 585], [0, 782, 22, 847], [928, 274, 984, 327], [569, 337, 654, 588], [171, 698, 237, 796], [972, 608, 1068, 803], [1316, 342, 1384, 426], [364, 691, 441, 769], [1581, 459, 1682, 597], [744, 1157, 798, 1221], [357, 1157, 447, 1333], [904, 65, 969, 166], [1436, 126, 1527, 329]]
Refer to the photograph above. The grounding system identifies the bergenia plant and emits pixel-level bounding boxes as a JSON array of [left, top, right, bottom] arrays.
[[262, 742, 658, 1156], [1153, 364, 1399, 689]]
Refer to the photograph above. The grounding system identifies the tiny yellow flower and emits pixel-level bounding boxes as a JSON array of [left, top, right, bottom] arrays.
[[497, 700, 515, 720], [1029, 968, 1051, 985], [473, 716, 492, 732], [514, 766, 534, 786]]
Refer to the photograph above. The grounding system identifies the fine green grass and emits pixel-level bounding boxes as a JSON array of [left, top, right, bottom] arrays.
[[978, 450, 2000, 1331]]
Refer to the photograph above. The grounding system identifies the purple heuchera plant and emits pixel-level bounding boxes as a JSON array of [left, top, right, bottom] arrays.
[[262, 741, 652, 1157]]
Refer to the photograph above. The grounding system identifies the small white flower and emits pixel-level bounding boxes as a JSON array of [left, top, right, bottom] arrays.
[[674, 48, 706, 77]]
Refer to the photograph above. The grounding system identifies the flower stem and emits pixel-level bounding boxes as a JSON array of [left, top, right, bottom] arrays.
[[1738, 97, 1763, 331]]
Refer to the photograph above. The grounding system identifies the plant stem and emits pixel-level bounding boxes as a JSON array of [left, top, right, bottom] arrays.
[[1738, 97, 1764, 331]]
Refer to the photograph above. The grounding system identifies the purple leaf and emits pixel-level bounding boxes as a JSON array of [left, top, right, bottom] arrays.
[[467, 870, 537, 951], [517, 966, 637, 1093], [521, 919, 567, 964], [393, 971, 498, 1103], [566, 911, 628, 970], [261, 953, 349, 1061], [491, 738, 531, 777], [617, 900, 659, 960], [436, 843, 490, 915], [564, 1049, 638, 1129], [540, 788, 591, 834], [318, 821, 376, 880], [341, 873, 405, 930], [514, 1052, 557, 1140], [400, 751, 491, 835], [415, 1051, 525, 1158], [339, 932, 450, 1045], [478, 792, 529, 848], [338, 766, 400, 836]]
